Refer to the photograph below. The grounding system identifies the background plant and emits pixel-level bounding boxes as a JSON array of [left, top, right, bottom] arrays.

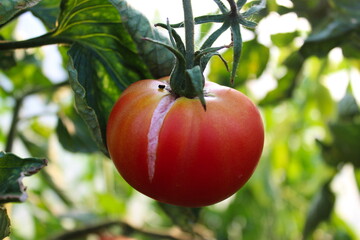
[[0, 0, 360, 239]]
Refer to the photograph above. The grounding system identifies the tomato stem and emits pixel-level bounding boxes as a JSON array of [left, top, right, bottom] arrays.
[[182, 0, 195, 69], [227, 0, 238, 17], [149, 0, 264, 110], [167, 0, 206, 110]]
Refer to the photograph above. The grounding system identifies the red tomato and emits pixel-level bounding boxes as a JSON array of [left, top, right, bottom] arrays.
[[106, 79, 264, 207]]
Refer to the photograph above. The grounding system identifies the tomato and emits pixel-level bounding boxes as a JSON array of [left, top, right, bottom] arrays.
[[106, 78, 264, 207]]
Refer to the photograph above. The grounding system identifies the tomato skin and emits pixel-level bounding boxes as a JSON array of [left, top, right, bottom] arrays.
[[106, 79, 264, 207]]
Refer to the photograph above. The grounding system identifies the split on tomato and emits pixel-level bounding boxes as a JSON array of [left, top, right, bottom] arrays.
[[106, 78, 264, 207]]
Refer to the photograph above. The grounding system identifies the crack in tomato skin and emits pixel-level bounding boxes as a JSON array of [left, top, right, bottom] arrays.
[[147, 94, 176, 181]]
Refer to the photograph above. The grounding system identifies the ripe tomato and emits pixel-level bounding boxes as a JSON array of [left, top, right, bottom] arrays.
[[106, 78, 264, 207]]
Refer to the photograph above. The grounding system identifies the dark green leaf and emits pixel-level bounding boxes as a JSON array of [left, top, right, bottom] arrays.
[[341, 31, 360, 59], [329, 122, 360, 168], [303, 181, 335, 239], [67, 45, 112, 156], [329, 0, 360, 18], [109, 0, 174, 78], [316, 139, 341, 167], [0, 206, 11, 239], [55, 0, 153, 155], [300, 0, 360, 59], [56, 106, 99, 153], [300, 19, 358, 58], [291, 0, 331, 27], [317, 92, 360, 168], [0, 151, 47, 204], [30, 0, 60, 29], [260, 51, 304, 106], [338, 93, 360, 121], [0, 0, 41, 25], [55, 0, 151, 90]]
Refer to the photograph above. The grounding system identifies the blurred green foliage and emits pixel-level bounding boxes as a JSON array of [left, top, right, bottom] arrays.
[[1, 0, 360, 239]]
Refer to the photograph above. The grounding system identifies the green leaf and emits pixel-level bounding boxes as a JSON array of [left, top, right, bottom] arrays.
[[290, 0, 332, 28], [0, 0, 41, 25], [342, 33, 360, 59], [329, 0, 360, 18], [56, 106, 99, 153], [300, 19, 358, 58], [109, 0, 175, 78], [329, 122, 360, 168], [338, 93, 360, 121], [300, 0, 360, 58], [259, 51, 305, 105], [209, 39, 270, 87], [303, 181, 335, 239], [67, 45, 111, 156], [313, 82, 335, 119], [30, 0, 60, 29], [19, 134, 48, 160], [55, 0, 153, 155], [0, 206, 11, 239], [237, 39, 269, 84], [54, 0, 151, 90], [271, 32, 298, 48], [0, 151, 47, 204], [3, 53, 52, 94], [317, 92, 360, 168]]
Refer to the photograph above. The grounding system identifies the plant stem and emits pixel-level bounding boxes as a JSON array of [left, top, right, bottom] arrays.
[[40, 170, 74, 208], [5, 97, 23, 152], [50, 220, 183, 240], [182, 0, 195, 69], [227, 0, 238, 16], [0, 32, 72, 51], [24, 81, 69, 97], [4, 81, 69, 153]]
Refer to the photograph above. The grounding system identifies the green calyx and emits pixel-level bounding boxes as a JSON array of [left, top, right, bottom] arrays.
[[145, 0, 266, 109]]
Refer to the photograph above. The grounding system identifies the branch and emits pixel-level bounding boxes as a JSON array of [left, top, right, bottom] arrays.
[[23, 81, 69, 97], [4, 80, 69, 152], [5, 97, 23, 152], [0, 32, 73, 50], [50, 220, 186, 240]]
